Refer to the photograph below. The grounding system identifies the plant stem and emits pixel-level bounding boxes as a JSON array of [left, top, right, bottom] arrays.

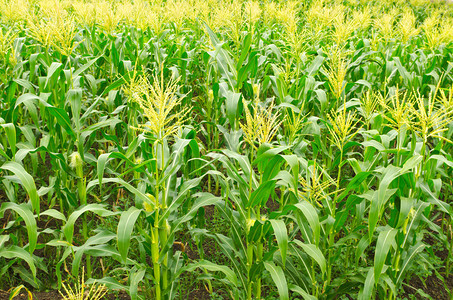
[[152, 142, 162, 300], [327, 150, 343, 286], [152, 224, 161, 300], [246, 241, 253, 300], [255, 242, 263, 299]]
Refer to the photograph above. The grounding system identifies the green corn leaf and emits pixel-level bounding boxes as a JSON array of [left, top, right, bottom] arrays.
[[369, 165, 401, 239], [55, 246, 73, 287], [307, 55, 325, 76], [86, 277, 126, 291], [0, 147, 9, 159], [214, 153, 247, 188], [222, 150, 253, 179], [1, 162, 39, 215], [401, 202, 428, 249], [362, 140, 386, 152], [248, 180, 276, 208], [117, 207, 141, 264], [336, 171, 372, 203], [377, 166, 401, 210], [184, 260, 238, 287], [293, 240, 326, 274], [254, 144, 285, 165], [395, 242, 425, 287], [14, 93, 50, 109], [269, 219, 288, 268], [214, 233, 248, 290], [159, 177, 203, 226], [355, 235, 370, 266], [87, 178, 152, 210], [40, 209, 66, 222], [1, 123, 16, 158], [204, 24, 237, 90], [14, 78, 35, 92], [0, 203, 36, 253], [73, 56, 100, 78], [46, 107, 75, 138], [44, 62, 63, 90], [80, 118, 123, 144], [19, 126, 36, 149], [237, 32, 252, 69], [14, 145, 73, 175], [281, 155, 299, 179], [420, 181, 453, 215], [397, 197, 415, 228], [97, 152, 136, 189], [393, 57, 413, 86], [288, 243, 314, 284], [46, 240, 73, 247], [68, 88, 82, 132], [237, 54, 257, 89], [0, 245, 36, 279], [63, 204, 116, 244], [14, 265, 40, 289], [71, 230, 117, 277], [359, 267, 375, 300], [129, 267, 146, 300], [162, 193, 221, 262], [368, 189, 396, 242], [102, 77, 126, 96], [293, 201, 320, 245], [274, 170, 297, 192], [225, 91, 241, 128], [8, 285, 31, 300], [315, 89, 328, 113], [85, 244, 126, 261], [0, 235, 9, 248], [264, 261, 289, 300], [374, 228, 397, 284], [400, 154, 422, 174], [289, 284, 317, 300], [248, 219, 263, 243], [427, 154, 453, 168]]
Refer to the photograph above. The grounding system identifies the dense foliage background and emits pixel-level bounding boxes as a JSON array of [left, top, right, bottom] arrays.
[[1, 0, 453, 299]]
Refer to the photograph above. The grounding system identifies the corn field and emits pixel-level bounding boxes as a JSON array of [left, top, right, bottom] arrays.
[[0, 0, 453, 299]]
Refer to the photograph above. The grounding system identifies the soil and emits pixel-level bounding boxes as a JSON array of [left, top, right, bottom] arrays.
[[0, 290, 62, 300], [0, 290, 131, 300], [404, 273, 453, 300], [0, 209, 12, 230], [187, 287, 212, 300], [0, 186, 6, 203], [264, 195, 280, 213], [402, 215, 452, 299], [104, 291, 131, 299]]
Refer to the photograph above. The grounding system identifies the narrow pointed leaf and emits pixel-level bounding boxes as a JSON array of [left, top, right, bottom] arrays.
[[117, 207, 141, 264], [269, 219, 288, 268], [1, 162, 40, 215], [374, 228, 397, 284], [264, 261, 289, 300]]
